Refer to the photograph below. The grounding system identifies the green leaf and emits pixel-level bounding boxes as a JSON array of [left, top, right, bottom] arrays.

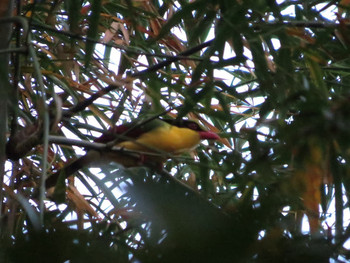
[[85, 0, 102, 67]]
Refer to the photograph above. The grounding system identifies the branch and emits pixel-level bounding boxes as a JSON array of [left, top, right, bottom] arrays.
[[255, 20, 345, 29], [62, 84, 122, 118], [131, 40, 214, 78]]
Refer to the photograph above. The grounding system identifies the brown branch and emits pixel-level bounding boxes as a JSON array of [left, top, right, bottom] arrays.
[[62, 84, 122, 118], [255, 20, 345, 30], [131, 40, 214, 78]]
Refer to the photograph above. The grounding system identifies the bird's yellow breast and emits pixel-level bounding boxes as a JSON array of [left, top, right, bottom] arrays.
[[117, 125, 201, 154]]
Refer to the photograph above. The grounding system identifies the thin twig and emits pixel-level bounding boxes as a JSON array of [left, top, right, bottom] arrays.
[[255, 20, 344, 29], [62, 84, 122, 118], [132, 40, 214, 78]]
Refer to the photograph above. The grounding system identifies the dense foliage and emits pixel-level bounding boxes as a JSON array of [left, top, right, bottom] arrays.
[[1, 0, 350, 262]]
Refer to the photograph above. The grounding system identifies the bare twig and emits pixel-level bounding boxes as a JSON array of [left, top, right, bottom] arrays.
[[131, 40, 214, 78]]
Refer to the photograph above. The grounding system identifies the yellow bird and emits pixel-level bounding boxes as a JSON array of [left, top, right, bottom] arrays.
[[45, 118, 220, 188]]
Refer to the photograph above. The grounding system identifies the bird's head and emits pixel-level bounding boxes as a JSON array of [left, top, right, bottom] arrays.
[[162, 119, 220, 140]]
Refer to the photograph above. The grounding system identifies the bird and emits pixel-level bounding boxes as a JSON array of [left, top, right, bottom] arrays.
[[45, 118, 220, 188]]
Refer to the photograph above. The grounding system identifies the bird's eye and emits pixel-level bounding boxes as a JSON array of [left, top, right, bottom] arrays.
[[187, 122, 200, 131]]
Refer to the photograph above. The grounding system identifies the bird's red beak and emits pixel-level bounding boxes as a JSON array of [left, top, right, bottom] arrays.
[[198, 131, 220, 140]]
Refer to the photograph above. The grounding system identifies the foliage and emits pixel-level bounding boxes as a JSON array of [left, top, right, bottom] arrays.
[[1, 0, 350, 262]]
